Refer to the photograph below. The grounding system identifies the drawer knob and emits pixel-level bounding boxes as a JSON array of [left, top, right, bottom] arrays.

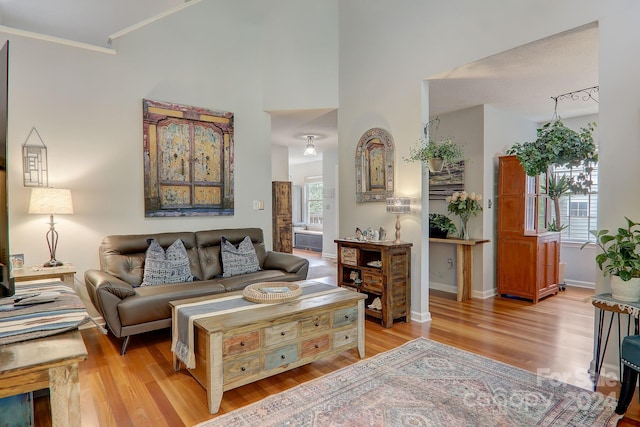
[[315, 322, 320, 327], [344, 315, 349, 319], [240, 341, 245, 346], [345, 335, 349, 340], [281, 355, 286, 360], [281, 331, 286, 336], [315, 344, 319, 349], [241, 367, 246, 371]]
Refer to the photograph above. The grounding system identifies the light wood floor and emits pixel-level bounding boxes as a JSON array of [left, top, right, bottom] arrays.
[[34, 250, 640, 426]]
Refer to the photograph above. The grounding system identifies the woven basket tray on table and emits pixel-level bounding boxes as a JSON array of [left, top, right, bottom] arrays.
[[242, 282, 302, 304]]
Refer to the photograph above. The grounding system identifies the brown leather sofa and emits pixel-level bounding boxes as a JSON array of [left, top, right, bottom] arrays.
[[84, 228, 309, 354]]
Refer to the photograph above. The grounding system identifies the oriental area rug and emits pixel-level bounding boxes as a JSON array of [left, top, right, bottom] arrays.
[[196, 338, 621, 427]]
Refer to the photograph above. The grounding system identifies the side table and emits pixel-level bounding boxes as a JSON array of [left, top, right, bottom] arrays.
[[12, 264, 76, 287], [591, 293, 640, 391]]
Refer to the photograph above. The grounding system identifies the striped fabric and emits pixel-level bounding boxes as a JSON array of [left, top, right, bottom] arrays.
[[0, 281, 89, 345], [172, 281, 344, 369]]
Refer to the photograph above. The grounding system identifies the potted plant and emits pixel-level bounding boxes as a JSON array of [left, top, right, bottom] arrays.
[[507, 119, 598, 193], [428, 213, 456, 238], [582, 217, 640, 302], [406, 137, 465, 173]]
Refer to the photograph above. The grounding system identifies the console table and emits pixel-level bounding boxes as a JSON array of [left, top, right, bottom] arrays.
[[429, 237, 489, 301], [335, 239, 411, 327]]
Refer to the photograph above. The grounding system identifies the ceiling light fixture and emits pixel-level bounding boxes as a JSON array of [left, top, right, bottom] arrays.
[[303, 135, 317, 156]]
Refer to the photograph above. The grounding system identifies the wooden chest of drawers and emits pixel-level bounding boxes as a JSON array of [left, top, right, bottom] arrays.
[[171, 285, 366, 414]]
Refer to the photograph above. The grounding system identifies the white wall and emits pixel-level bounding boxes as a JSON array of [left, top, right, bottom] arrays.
[[289, 160, 322, 188], [262, 0, 338, 111], [271, 144, 289, 181], [428, 106, 487, 295], [3, 0, 339, 283], [322, 148, 338, 257]]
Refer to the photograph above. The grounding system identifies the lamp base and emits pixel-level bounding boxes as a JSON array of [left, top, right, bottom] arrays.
[[43, 260, 64, 268]]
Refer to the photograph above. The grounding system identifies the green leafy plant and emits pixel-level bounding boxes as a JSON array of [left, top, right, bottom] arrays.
[[428, 213, 457, 235], [405, 137, 464, 164], [507, 119, 597, 193], [581, 217, 640, 281]]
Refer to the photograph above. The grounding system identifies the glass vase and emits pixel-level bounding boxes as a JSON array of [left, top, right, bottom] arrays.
[[459, 213, 470, 240]]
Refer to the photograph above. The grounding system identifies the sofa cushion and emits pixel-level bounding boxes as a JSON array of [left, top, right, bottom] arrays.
[[141, 239, 194, 287], [221, 236, 260, 277]]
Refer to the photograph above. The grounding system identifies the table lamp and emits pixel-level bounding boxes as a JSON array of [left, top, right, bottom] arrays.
[[386, 197, 410, 244], [28, 187, 74, 267]]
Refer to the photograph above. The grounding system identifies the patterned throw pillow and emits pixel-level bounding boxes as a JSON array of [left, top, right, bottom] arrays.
[[221, 236, 261, 278], [141, 238, 194, 286]]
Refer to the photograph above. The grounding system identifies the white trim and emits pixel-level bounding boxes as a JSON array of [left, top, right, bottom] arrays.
[[411, 310, 432, 323], [429, 281, 497, 300], [0, 25, 115, 54], [565, 280, 595, 289], [108, 0, 203, 46]]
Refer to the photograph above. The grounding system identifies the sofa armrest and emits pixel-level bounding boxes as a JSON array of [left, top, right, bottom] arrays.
[[263, 251, 309, 279], [85, 269, 136, 313]]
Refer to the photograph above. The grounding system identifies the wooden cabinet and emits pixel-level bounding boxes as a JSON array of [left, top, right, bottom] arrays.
[[272, 181, 292, 253], [335, 239, 411, 327], [497, 155, 560, 303]]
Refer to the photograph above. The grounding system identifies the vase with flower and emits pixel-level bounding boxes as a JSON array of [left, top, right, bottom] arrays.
[[446, 191, 483, 240]]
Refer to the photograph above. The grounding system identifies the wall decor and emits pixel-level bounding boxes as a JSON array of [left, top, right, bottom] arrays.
[[21, 127, 48, 187], [143, 99, 234, 217], [355, 127, 394, 203], [429, 160, 465, 200]]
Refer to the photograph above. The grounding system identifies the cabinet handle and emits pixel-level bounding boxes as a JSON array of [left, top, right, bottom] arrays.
[[315, 344, 319, 349], [315, 322, 320, 327], [281, 331, 286, 336], [344, 335, 349, 340], [344, 315, 349, 320], [240, 341, 245, 346], [241, 367, 246, 371], [281, 355, 286, 360]]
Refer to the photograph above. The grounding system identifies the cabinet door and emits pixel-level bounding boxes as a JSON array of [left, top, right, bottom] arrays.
[[272, 181, 292, 253], [497, 236, 536, 297], [541, 237, 559, 292]]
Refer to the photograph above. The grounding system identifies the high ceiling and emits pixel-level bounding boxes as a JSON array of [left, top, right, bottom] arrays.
[[0, 3, 597, 165]]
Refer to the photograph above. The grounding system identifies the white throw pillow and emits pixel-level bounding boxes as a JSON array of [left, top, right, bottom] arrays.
[[220, 236, 261, 277], [141, 238, 194, 286]]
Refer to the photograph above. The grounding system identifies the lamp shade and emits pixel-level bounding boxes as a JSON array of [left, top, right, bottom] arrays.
[[28, 188, 74, 215], [386, 197, 410, 214]]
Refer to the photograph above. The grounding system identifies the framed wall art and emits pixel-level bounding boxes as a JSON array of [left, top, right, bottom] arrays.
[[355, 128, 394, 203], [142, 99, 234, 217], [429, 160, 465, 199]]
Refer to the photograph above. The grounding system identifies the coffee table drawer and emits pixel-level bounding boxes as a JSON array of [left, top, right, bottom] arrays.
[[301, 334, 330, 358], [223, 331, 260, 356], [224, 354, 262, 379], [333, 327, 358, 349], [265, 344, 298, 370], [333, 306, 358, 328], [265, 321, 298, 346], [300, 313, 330, 334]]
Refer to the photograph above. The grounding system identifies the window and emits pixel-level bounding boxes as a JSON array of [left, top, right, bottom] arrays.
[[305, 180, 323, 225], [569, 201, 588, 217], [551, 164, 598, 242]]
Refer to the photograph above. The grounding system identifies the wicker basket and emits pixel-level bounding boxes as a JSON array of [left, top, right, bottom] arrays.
[[242, 282, 302, 304]]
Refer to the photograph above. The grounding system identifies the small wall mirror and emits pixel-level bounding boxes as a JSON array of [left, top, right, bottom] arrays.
[[355, 128, 394, 203]]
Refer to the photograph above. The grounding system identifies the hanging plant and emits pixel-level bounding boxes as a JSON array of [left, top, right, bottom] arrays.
[[405, 137, 465, 172], [507, 119, 597, 193]]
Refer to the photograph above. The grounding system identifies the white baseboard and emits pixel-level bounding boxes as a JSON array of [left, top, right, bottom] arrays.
[[411, 310, 432, 323], [429, 281, 497, 300], [322, 252, 337, 260], [565, 280, 595, 289]]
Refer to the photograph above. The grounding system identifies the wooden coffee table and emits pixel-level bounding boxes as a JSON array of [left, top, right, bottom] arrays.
[[170, 284, 366, 414]]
